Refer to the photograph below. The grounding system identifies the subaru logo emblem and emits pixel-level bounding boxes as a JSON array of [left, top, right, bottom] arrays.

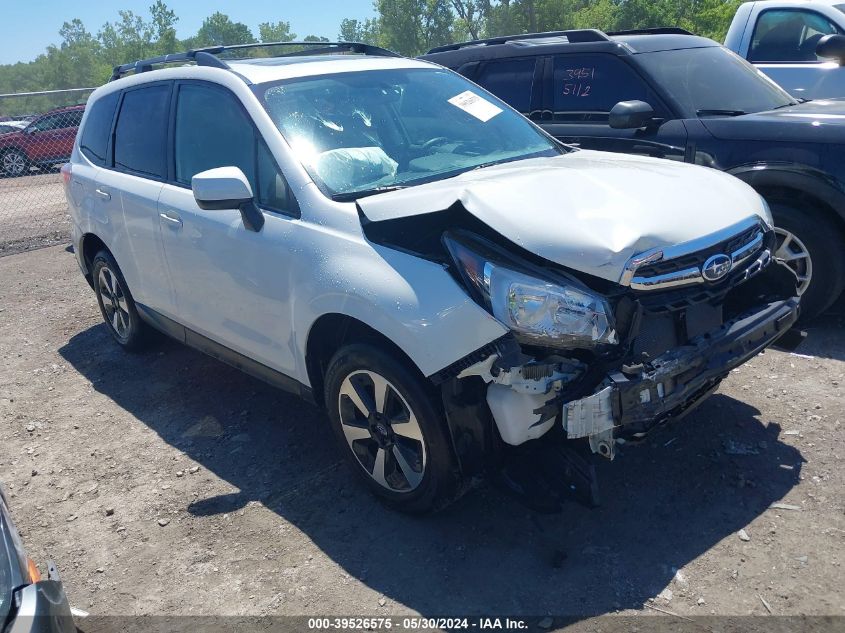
[[702, 254, 732, 282]]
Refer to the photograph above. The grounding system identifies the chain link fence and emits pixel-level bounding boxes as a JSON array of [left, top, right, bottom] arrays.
[[0, 87, 94, 256]]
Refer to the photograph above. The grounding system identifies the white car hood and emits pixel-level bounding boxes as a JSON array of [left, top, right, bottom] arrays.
[[357, 151, 769, 283]]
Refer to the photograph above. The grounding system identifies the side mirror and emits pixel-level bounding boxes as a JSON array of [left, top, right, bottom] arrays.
[[609, 100, 657, 130], [816, 33, 845, 64], [191, 166, 264, 232]]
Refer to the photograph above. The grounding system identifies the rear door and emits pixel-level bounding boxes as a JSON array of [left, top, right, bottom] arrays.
[[745, 7, 845, 99], [158, 80, 300, 375], [93, 82, 177, 317], [471, 57, 543, 120], [537, 53, 687, 161], [69, 91, 120, 239]]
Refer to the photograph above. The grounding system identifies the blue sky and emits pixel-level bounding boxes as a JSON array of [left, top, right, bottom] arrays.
[[0, 0, 376, 64]]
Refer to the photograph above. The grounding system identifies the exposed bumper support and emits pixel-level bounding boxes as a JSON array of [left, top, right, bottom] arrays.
[[562, 297, 800, 457]]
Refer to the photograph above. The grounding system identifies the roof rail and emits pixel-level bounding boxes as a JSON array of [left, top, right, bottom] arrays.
[[426, 29, 611, 54], [607, 27, 694, 37], [110, 41, 401, 81]]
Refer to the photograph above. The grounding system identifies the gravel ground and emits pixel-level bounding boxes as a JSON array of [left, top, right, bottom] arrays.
[[0, 245, 843, 623], [0, 171, 69, 256]]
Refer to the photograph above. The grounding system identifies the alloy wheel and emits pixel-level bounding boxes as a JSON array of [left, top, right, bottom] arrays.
[[98, 267, 131, 339], [337, 370, 427, 492], [774, 227, 813, 296], [2, 151, 26, 177]]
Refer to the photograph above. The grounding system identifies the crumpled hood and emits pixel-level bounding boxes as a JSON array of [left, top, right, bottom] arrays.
[[357, 151, 769, 283]]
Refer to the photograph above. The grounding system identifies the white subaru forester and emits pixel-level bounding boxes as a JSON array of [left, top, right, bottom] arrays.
[[63, 42, 799, 512]]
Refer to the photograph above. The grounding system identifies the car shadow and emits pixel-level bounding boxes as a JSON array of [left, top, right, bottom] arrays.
[[59, 324, 806, 617], [795, 295, 845, 362]]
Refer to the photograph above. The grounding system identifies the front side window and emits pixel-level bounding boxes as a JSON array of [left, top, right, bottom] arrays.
[[80, 93, 119, 166], [750, 9, 841, 62], [113, 84, 170, 178], [475, 58, 537, 114], [550, 54, 658, 122], [637, 46, 796, 117], [173, 83, 292, 213], [255, 67, 562, 199]]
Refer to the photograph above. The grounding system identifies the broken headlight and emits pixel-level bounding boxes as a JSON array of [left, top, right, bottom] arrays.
[[444, 232, 617, 349]]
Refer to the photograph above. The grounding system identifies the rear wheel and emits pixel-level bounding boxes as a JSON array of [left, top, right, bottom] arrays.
[[92, 250, 151, 351], [769, 199, 845, 322], [324, 344, 460, 513], [1, 149, 29, 177]]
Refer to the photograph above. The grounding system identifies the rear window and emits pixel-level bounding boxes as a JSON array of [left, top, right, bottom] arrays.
[[80, 93, 119, 167], [475, 58, 536, 114], [113, 84, 171, 178]]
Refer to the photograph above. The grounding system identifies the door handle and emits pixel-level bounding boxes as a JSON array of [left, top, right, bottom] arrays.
[[94, 188, 111, 201], [159, 212, 183, 228]]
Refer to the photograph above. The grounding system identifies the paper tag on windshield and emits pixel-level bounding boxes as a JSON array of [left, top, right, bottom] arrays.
[[448, 91, 502, 122]]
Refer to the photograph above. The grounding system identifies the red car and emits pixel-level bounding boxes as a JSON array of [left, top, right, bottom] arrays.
[[0, 105, 85, 177]]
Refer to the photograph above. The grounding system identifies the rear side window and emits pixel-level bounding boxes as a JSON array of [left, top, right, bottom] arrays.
[[475, 58, 537, 114], [551, 54, 655, 122], [174, 83, 294, 213], [80, 93, 118, 167], [114, 84, 170, 178]]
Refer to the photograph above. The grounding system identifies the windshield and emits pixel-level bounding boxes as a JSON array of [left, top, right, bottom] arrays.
[[255, 67, 563, 199], [637, 46, 797, 117]]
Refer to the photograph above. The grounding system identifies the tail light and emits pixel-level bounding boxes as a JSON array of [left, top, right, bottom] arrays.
[[61, 162, 72, 186], [25, 556, 41, 583]]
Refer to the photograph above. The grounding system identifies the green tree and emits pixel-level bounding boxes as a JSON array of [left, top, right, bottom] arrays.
[[376, 0, 454, 55], [150, 0, 179, 54], [190, 12, 255, 47], [259, 21, 297, 43], [338, 18, 381, 44]]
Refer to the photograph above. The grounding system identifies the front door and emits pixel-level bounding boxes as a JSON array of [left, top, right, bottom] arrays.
[[537, 53, 688, 162], [158, 81, 301, 376]]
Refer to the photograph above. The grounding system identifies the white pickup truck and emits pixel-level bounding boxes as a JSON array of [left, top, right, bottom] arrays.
[[725, 0, 845, 98]]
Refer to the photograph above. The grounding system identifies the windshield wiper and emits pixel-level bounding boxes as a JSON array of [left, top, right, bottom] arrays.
[[696, 109, 747, 117], [331, 185, 407, 202]]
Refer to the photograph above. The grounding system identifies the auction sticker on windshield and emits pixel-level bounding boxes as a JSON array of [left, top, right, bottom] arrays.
[[448, 90, 502, 122]]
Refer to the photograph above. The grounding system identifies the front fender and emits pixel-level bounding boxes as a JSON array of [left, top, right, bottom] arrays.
[[728, 162, 845, 222], [295, 242, 508, 383]]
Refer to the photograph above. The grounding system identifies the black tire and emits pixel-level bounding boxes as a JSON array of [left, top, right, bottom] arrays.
[[91, 250, 151, 351], [768, 198, 845, 321], [324, 343, 461, 513], [1, 148, 29, 178]]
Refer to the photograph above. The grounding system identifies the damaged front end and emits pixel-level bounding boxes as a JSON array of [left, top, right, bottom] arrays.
[[426, 215, 800, 469], [359, 199, 800, 505]]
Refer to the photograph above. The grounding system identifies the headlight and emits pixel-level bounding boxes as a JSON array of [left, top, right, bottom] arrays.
[[759, 196, 774, 228], [444, 232, 617, 349]]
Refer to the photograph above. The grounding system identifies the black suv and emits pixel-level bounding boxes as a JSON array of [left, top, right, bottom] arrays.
[[421, 28, 845, 320]]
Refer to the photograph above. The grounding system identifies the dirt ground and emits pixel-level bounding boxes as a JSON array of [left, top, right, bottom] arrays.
[[0, 171, 69, 256], [0, 245, 843, 624]]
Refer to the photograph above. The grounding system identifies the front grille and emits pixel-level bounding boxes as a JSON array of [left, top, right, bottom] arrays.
[[635, 223, 761, 279], [622, 217, 770, 293]]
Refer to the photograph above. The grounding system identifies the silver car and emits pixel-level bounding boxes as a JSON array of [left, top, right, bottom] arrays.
[[0, 485, 74, 633]]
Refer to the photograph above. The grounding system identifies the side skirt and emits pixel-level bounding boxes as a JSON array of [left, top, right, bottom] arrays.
[[135, 303, 315, 404]]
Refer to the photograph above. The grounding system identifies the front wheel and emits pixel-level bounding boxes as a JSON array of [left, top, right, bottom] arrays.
[[769, 199, 845, 321], [1, 149, 29, 177], [324, 344, 461, 513]]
